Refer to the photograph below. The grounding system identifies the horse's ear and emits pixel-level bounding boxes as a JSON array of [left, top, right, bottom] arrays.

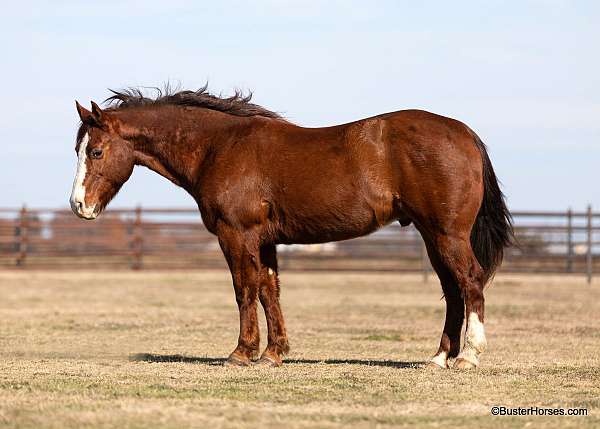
[[75, 100, 105, 127], [90, 101, 104, 122], [75, 100, 94, 124]]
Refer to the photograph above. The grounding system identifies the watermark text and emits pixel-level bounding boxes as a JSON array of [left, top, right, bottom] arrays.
[[491, 406, 587, 417]]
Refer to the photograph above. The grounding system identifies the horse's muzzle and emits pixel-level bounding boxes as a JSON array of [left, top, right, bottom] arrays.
[[70, 199, 98, 220]]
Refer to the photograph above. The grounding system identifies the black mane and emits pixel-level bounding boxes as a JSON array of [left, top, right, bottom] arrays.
[[103, 84, 284, 120]]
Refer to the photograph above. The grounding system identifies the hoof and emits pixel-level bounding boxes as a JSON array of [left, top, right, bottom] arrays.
[[225, 354, 252, 367], [425, 360, 448, 370], [453, 358, 478, 370], [427, 353, 448, 369], [254, 355, 282, 367]]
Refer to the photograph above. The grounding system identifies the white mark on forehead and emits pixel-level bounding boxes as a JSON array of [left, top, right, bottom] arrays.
[[70, 133, 89, 206]]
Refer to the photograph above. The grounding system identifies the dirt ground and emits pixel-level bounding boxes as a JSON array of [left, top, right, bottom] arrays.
[[0, 270, 598, 428]]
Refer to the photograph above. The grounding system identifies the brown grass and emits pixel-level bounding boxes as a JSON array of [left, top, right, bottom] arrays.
[[0, 270, 599, 428]]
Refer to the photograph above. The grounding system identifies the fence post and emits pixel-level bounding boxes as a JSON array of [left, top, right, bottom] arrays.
[[278, 246, 287, 270], [587, 205, 593, 284], [421, 237, 428, 283], [132, 205, 143, 270], [566, 207, 573, 273], [16, 205, 28, 267]]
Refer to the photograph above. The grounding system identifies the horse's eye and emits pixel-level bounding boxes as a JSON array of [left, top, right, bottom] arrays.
[[90, 148, 103, 159]]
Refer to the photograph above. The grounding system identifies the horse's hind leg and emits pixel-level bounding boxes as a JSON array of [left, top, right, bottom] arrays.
[[422, 238, 464, 369], [255, 244, 289, 367], [432, 233, 487, 369]]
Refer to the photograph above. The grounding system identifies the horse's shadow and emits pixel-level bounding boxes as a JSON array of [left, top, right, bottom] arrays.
[[129, 353, 423, 369]]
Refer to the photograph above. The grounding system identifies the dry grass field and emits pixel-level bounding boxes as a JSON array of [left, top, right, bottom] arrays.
[[0, 270, 599, 428]]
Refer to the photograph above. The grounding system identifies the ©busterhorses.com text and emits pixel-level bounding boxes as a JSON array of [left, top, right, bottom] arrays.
[[490, 406, 588, 417]]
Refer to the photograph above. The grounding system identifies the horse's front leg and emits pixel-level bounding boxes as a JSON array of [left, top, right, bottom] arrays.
[[217, 225, 261, 366]]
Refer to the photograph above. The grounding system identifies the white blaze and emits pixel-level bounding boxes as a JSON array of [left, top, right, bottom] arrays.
[[70, 133, 95, 218]]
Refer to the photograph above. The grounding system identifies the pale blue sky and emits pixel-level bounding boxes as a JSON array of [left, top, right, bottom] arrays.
[[1, 1, 598, 211]]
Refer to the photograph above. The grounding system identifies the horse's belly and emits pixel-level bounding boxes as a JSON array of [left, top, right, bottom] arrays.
[[279, 224, 377, 244], [276, 197, 396, 245]]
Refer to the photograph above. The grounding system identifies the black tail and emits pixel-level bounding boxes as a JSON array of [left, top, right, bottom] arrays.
[[470, 134, 514, 284]]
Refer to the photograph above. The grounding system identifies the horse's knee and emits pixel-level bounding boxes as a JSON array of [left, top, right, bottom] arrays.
[[259, 274, 279, 302]]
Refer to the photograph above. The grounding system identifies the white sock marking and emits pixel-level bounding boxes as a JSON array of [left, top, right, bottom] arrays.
[[457, 312, 487, 366], [430, 351, 448, 368]]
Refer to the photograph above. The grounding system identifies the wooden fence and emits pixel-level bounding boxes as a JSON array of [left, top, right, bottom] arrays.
[[0, 206, 597, 282]]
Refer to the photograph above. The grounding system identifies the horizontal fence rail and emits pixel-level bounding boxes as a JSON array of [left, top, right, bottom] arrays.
[[0, 206, 597, 282]]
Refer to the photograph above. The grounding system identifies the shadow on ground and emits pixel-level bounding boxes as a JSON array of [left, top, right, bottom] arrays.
[[129, 353, 423, 368]]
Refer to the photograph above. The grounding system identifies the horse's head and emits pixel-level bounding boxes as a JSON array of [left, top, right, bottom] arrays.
[[70, 101, 135, 220]]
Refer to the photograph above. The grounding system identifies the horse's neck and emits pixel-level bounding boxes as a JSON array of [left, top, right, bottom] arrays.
[[126, 108, 240, 193]]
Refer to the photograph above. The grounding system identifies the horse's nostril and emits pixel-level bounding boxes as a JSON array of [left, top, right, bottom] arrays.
[[76, 201, 83, 211]]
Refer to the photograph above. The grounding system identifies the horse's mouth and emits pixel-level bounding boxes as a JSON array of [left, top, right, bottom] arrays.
[[70, 201, 101, 220], [79, 211, 98, 221]]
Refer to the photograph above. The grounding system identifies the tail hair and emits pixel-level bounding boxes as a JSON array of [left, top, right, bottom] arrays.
[[470, 134, 514, 284]]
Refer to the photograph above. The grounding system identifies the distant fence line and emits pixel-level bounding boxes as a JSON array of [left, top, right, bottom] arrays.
[[0, 206, 597, 283]]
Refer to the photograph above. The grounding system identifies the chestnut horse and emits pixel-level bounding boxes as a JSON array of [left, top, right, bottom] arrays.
[[70, 86, 512, 369]]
